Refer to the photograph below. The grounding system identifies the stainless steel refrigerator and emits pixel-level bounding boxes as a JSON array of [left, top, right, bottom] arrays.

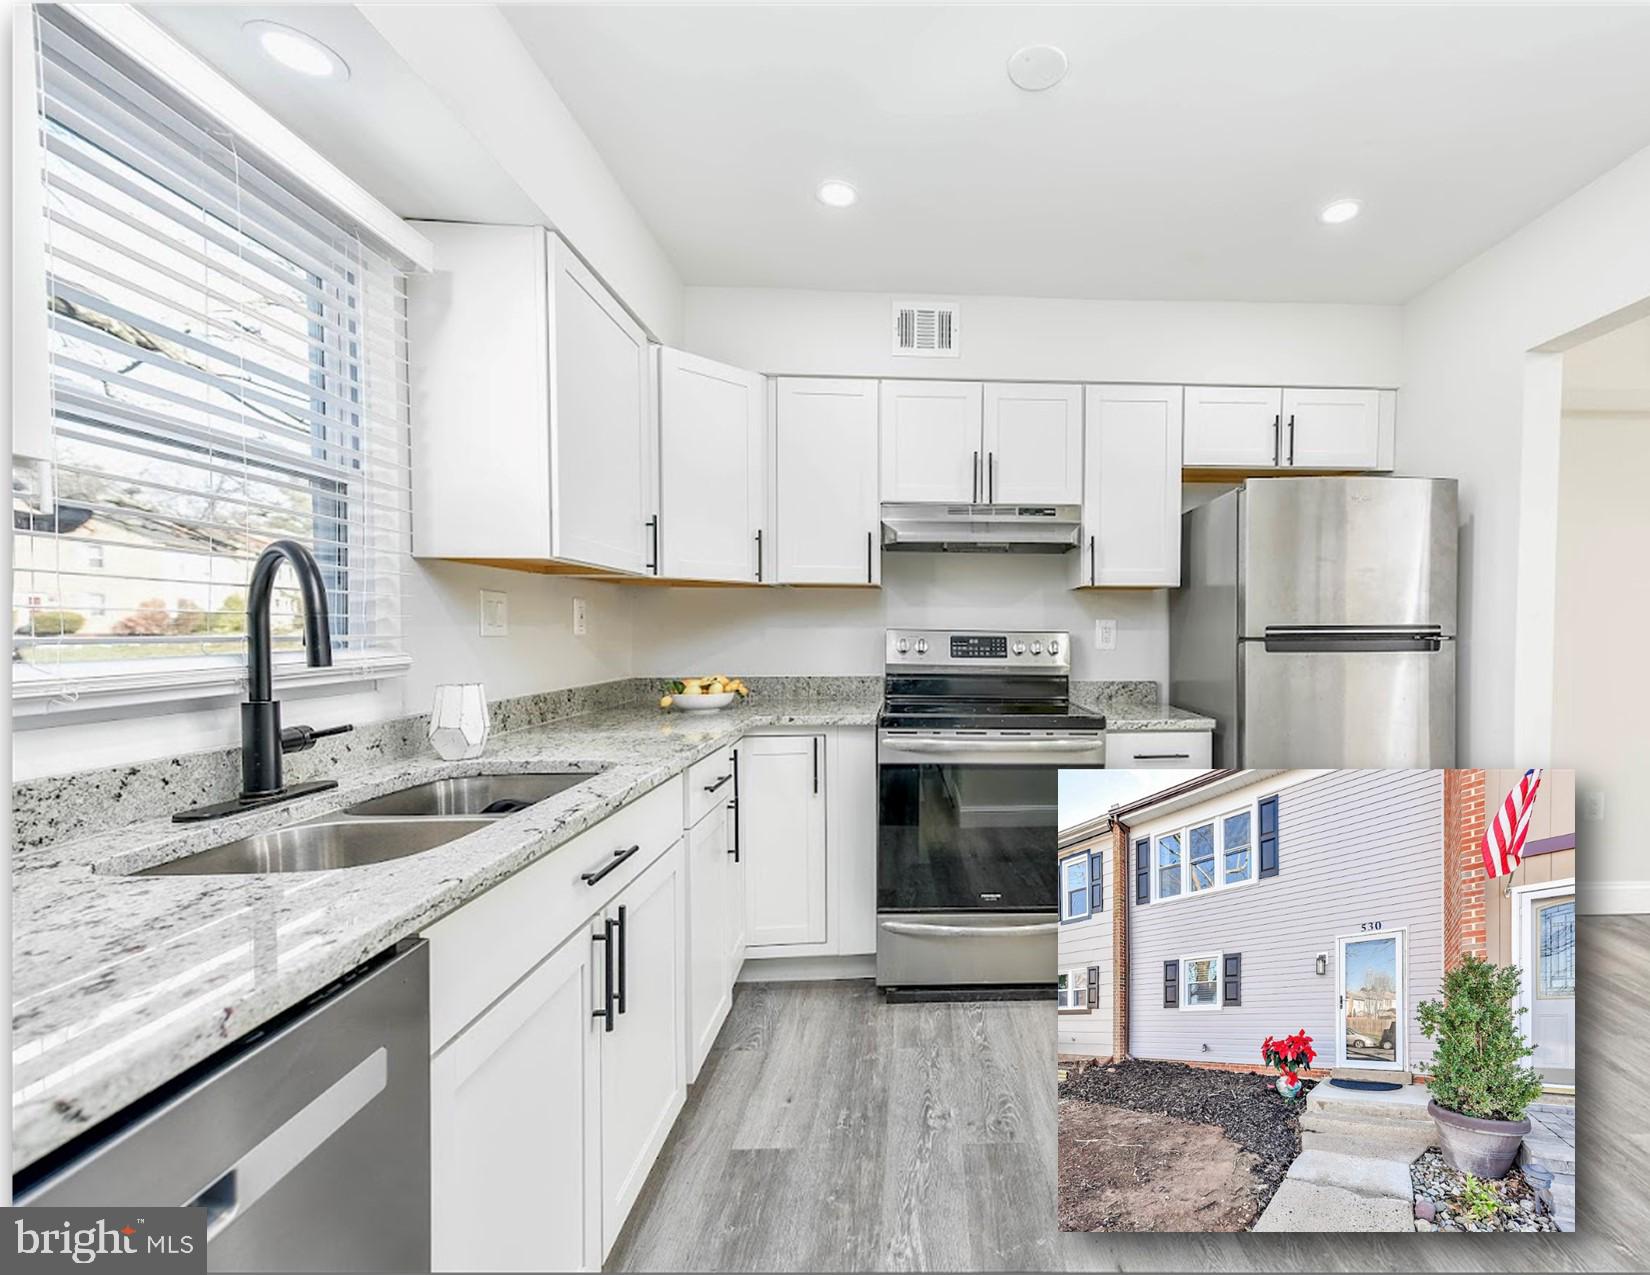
[[1170, 476, 1458, 767]]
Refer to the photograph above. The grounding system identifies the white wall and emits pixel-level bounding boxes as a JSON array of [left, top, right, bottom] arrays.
[[685, 287, 1403, 386], [631, 555, 1164, 686], [1399, 142, 1650, 767]]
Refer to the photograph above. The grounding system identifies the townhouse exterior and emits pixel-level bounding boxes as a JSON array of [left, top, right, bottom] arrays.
[[1058, 768, 1575, 1091]]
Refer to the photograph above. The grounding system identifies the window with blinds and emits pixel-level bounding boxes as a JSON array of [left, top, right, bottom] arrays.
[[13, 9, 411, 702]]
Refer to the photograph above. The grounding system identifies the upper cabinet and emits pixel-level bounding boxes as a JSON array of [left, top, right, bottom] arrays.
[[1184, 385, 1394, 471], [1078, 385, 1183, 588], [879, 380, 982, 503], [983, 383, 1084, 504], [408, 223, 651, 573], [656, 349, 766, 583], [774, 378, 881, 585]]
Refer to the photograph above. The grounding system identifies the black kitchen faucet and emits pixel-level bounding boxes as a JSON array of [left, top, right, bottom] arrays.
[[175, 540, 353, 822]]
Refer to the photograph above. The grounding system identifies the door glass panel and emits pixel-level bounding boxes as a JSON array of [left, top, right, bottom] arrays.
[[1537, 900, 1575, 999], [1343, 936, 1399, 1063], [1188, 824, 1216, 892], [877, 764, 1057, 910], [1157, 833, 1182, 898]]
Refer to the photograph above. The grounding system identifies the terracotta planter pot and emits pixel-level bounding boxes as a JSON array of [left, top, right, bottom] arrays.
[[1428, 1099, 1530, 1179]]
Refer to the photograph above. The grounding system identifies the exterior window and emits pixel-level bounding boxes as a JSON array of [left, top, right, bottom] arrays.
[[1062, 856, 1090, 921], [1182, 953, 1222, 1010], [1188, 822, 1216, 891], [1156, 832, 1182, 899], [1058, 968, 1087, 1010], [1222, 810, 1252, 884]]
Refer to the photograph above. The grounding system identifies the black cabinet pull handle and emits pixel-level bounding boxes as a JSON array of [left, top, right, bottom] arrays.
[[866, 530, 873, 583], [581, 843, 640, 886], [812, 737, 819, 794], [730, 749, 740, 862], [616, 904, 627, 1015], [1089, 534, 1096, 587], [592, 918, 616, 1032], [1271, 414, 1281, 466], [755, 528, 763, 582], [645, 515, 659, 574], [1287, 414, 1296, 466], [988, 452, 995, 503], [703, 773, 732, 794], [972, 449, 979, 502], [1133, 753, 1192, 761]]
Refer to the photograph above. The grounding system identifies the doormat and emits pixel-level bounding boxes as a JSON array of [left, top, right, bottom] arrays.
[[1328, 1078, 1405, 1092]]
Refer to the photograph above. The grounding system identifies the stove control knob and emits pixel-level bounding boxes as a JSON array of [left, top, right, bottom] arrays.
[[1048, 639, 1061, 656], [896, 638, 909, 654], [915, 638, 928, 655], [1012, 641, 1026, 655], [1030, 641, 1043, 655]]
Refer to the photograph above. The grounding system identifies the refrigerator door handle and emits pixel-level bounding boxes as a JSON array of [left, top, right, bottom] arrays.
[[1261, 626, 1447, 654]]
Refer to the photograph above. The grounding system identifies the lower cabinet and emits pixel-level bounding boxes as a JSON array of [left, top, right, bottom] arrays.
[[1106, 729, 1213, 769], [430, 930, 598, 1273], [686, 789, 745, 1080], [740, 734, 827, 947]]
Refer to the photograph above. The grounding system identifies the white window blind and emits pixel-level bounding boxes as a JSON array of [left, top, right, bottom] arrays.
[[13, 7, 412, 704]]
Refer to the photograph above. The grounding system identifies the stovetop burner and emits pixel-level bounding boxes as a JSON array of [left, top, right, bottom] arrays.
[[878, 628, 1104, 734]]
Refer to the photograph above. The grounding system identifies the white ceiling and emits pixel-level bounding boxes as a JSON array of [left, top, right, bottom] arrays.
[[505, 3, 1650, 303]]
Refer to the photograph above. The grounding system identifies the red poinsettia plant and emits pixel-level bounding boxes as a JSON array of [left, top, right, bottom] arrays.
[[1261, 1029, 1317, 1086]]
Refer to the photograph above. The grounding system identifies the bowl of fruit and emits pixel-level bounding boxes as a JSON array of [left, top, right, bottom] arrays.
[[660, 675, 749, 711]]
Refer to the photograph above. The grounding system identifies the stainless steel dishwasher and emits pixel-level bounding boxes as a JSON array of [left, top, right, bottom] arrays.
[[14, 940, 430, 1273]]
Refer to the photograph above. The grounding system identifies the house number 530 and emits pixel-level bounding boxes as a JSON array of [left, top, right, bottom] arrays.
[[1360, 921, 1384, 932]]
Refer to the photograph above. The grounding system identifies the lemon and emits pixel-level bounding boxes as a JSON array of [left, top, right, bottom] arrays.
[[659, 695, 673, 708]]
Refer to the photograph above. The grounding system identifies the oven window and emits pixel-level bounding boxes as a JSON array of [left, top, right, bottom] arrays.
[[878, 764, 1058, 911]]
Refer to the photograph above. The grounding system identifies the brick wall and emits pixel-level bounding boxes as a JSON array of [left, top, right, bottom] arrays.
[[1443, 769, 1489, 969]]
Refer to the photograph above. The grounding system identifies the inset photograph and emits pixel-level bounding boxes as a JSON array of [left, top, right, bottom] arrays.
[[1057, 767, 1575, 1235]]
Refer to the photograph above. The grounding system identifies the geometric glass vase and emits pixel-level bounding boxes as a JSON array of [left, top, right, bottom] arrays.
[[428, 682, 490, 761]]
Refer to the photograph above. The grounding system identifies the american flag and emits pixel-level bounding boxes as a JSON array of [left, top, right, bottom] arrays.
[[1481, 768, 1544, 880]]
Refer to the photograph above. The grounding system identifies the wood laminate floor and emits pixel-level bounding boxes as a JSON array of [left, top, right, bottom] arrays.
[[607, 916, 1646, 1272]]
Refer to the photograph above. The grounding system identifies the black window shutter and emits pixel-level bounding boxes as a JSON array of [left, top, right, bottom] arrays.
[[1135, 838, 1151, 904], [1223, 953, 1242, 1006], [1089, 851, 1104, 913], [1087, 965, 1100, 1009], [1258, 795, 1280, 878], [1163, 960, 1178, 1008]]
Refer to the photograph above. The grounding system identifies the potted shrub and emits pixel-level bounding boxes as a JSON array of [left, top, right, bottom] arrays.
[[1261, 1029, 1316, 1098], [1417, 955, 1544, 1178]]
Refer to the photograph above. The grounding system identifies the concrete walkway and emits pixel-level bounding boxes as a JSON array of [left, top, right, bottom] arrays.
[[1255, 1081, 1432, 1233]]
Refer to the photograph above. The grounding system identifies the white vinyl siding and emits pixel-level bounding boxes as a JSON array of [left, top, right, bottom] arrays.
[[1056, 846, 1115, 1058], [1129, 771, 1444, 1068]]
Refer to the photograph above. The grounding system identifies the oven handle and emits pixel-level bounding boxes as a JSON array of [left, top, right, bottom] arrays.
[[879, 920, 1061, 937], [880, 738, 1103, 753]]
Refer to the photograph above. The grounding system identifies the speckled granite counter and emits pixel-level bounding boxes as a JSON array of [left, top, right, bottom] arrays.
[[1102, 705, 1217, 733], [10, 692, 879, 1173]]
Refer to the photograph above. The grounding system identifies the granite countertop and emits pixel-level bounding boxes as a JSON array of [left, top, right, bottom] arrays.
[[1101, 704, 1218, 733], [10, 692, 879, 1173]]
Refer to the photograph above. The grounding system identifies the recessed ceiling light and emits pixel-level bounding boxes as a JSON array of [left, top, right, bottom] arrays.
[[816, 179, 858, 208], [1007, 44, 1069, 92], [244, 20, 349, 81], [1319, 198, 1363, 225]]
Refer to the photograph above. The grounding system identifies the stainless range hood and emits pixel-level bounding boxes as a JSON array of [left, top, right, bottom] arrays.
[[879, 503, 1081, 553]]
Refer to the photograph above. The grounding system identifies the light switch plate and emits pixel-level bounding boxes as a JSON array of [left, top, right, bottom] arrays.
[[1094, 619, 1117, 651], [572, 597, 588, 637], [1581, 790, 1605, 822], [479, 589, 508, 637]]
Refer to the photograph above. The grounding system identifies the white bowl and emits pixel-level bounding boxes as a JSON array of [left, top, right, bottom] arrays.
[[671, 691, 736, 711]]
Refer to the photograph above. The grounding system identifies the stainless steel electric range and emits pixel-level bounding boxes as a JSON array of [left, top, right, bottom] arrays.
[[875, 629, 1105, 998]]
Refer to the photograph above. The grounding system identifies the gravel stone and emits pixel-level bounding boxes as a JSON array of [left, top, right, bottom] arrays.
[[1407, 1149, 1559, 1233]]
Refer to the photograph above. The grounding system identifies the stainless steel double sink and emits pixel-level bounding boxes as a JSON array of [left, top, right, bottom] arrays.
[[140, 773, 590, 877]]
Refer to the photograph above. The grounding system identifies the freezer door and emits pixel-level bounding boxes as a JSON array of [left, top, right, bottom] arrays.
[[1240, 477, 1458, 634], [1240, 640, 1456, 767]]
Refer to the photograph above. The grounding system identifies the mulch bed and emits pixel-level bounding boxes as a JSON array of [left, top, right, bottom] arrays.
[[1409, 1150, 1559, 1232], [1059, 1058, 1307, 1199]]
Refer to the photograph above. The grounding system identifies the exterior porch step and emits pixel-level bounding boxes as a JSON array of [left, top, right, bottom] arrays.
[[1306, 1081, 1434, 1122], [1302, 1108, 1435, 1137], [1253, 1178, 1415, 1233], [1287, 1149, 1414, 1200], [1300, 1126, 1434, 1163]]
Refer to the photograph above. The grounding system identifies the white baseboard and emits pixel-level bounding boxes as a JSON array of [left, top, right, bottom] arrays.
[[736, 953, 875, 984], [1578, 881, 1650, 915]]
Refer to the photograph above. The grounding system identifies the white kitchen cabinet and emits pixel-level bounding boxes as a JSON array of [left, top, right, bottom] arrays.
[[1182, 385, 1283, 467], [431, 932, 599, 1273], [1077, 385, 1183, 588], [741, 733, 828, 946], [408, 223, 651, 573], [773, 378, 881, 584], [1281, 387, 1390, 469], [828, 728, 879, 958], [879, 379, 982, 503], [1105, 729, 1213, 769], [599, 842, 687, 1252], [983, 383, 1084, 504], [685, 795, 736, 1080], [657, 348, 766, 582]]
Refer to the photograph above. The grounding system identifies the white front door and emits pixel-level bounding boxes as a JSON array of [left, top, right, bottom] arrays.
[[1518, 883, 1576, 1081], [1337, 931, 1405, 1070]]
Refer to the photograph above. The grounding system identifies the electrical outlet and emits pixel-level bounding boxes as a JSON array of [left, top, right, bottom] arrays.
[[1581, 790, 1605, 823], [1094, 618, 1117, 651], [572, 597, 588, 637], [479, 589, 508, 637]]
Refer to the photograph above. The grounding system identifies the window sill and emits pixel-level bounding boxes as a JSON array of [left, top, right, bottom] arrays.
[[13, 655, 412, 721]]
